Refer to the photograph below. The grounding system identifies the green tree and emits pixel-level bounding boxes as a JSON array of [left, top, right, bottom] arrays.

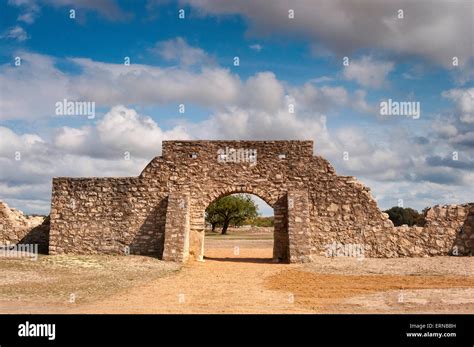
[[384, 206, 426, 227], [205, 194, 259, 234]]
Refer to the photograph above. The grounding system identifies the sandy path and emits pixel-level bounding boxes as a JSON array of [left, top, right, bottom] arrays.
[[72, 240, 307, 313]]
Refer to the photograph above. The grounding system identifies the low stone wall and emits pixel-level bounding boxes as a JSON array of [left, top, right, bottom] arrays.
[[0, 201, 49, 253], [386, 204, 473, 257], [316, 203, 473, 259]]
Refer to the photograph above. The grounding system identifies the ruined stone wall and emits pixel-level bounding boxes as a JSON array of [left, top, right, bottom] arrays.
[[380, 204, 473, 257], [0, 201, 49, 253], [47, 140, 473, 262], [308, 202, 473, 259]]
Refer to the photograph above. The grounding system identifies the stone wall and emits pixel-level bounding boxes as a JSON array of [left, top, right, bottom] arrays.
[[45, 140, 473, 262], [382, 204, 473, 257], [50, 177, 168, 256], [0, 201, 49, 253]]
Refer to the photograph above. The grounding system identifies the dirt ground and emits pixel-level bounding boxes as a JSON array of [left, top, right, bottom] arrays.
[[1, 238, 473, 314]]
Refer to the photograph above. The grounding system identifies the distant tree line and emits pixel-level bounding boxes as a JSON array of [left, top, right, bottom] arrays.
[[245, 216, 274, 227]]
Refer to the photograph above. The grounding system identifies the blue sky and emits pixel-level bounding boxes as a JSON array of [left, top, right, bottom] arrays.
[[0, 0, 473, 215]]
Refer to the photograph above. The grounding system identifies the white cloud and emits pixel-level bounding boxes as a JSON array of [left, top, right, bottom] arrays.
[[7, 0, 130, 22], [352, 89, 376, 114], [433, 88, 474, 150], [0, 53, 72, 120], [288, 83, 376, 115], [1, 26, 29, 41], [442, 88, 474, 124], [0, 106, 190, 214], [0, 53, 242, 120], [249, 44, 263, 52], [152, 37, 212, 66], [182, 0, 473, 67], [343, 56, 394, 88], [96, 105, 190, 156], [52, 105, 190, 159], [1, 52, 372, 121], [193, 107, 331, 144], [239, 72, 285, 112], [450, 131, 474, 147], [71, 57, 244, 108], [18, 11, 37, 24], [289, 83, 348, 113], [53, 126, 91, 152], [9, 0, 41, 24], [432, 120, 458, 138], [363, 178, 472, 211]]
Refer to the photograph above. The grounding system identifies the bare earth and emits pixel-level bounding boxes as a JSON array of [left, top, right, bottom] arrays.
[[1, 238, 473, 314]]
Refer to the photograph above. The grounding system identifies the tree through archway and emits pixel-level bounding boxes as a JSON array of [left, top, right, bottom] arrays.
[[203, 193, 275, 263], [206, 194, 259, 234]]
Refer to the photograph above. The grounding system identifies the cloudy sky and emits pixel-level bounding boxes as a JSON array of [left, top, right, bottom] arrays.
[[0, 0, 473, 215]]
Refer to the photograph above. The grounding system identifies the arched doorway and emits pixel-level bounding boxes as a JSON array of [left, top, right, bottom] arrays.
[[202, 193, 275, 263], [186, 188, 290, 263]]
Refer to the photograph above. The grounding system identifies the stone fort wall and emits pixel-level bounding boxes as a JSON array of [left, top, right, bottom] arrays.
[[2, 140, 472, 261]]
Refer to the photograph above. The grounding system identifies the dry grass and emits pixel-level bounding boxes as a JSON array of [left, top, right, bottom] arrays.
[[0, 254, 180, 310]]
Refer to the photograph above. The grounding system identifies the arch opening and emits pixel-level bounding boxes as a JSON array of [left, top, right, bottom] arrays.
[[187, 190, 290, 264]]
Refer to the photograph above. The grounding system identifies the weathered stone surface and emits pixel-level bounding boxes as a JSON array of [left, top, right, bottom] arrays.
[[162, 192, 190, 262], [2, 140, 471, 263], [0, 201, 49, 253]]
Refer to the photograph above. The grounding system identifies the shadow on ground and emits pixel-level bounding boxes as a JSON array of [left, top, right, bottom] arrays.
[[203, 256, 275, 264]]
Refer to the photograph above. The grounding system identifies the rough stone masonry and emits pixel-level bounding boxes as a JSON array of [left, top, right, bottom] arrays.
[[0, 201, 50, 253], [1, 140, 472, 262]]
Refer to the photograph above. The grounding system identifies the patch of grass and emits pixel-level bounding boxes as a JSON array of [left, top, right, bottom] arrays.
[[0, 255, 181, 306]]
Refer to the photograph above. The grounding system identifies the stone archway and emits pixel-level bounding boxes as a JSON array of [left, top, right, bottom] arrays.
[[48, 140, 472, 262], [161, 188, 300, 263], [49, 140, 360, 262]]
